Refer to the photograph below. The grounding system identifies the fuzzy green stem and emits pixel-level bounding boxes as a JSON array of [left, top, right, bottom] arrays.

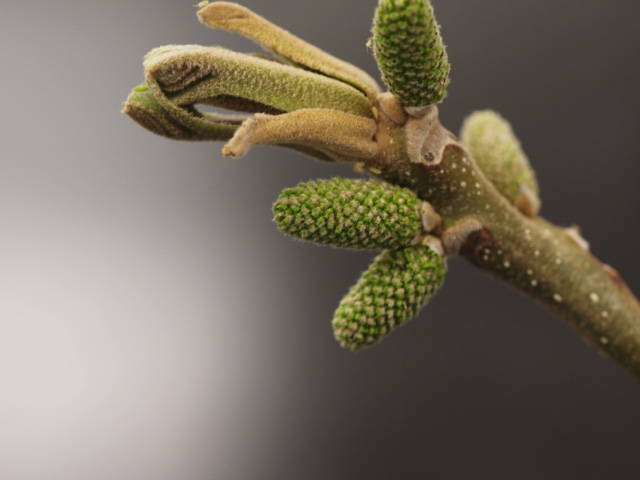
[[370, 108, 640, 379], [438, 145, 640, 377]]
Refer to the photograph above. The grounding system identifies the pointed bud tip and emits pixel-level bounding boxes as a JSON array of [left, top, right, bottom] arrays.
[[123, 84, 181, 138]]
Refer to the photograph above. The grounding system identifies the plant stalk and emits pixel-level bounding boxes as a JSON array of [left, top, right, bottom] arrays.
[[370, 103, 640, 379]]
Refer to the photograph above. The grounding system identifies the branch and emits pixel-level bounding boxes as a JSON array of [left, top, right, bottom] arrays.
[[122, 0, 640, 380], [371, 103, 640, 377]]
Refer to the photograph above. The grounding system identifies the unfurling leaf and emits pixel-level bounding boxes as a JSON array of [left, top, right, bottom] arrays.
[[197, 2, 381, 101]]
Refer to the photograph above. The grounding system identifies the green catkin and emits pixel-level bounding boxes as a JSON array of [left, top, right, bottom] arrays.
[[273, 178, 423, 249], [332, 245, 446, 350], [372, 0, 450, 108], [460, 110, 540, 215]]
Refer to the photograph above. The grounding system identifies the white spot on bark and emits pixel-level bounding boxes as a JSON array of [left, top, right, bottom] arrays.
[[553, 293, 563, 303], [599, 336, 609, 345], [589, 293, 600, 304]]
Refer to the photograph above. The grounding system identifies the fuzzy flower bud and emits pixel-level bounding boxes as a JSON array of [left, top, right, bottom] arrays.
[[372, 0, 450, 108], [332, 245, 446, 350], [460, 110, 541, 217], [273, 178, 424, 249]]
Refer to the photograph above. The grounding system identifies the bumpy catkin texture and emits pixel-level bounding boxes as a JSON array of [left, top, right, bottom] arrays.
[[332, 245, 446, 350], [373, 0, 450, 107], [273, 178, 423, 249]]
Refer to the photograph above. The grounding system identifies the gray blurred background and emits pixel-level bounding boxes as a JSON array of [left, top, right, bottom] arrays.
[[2, 1, 639, 479]]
